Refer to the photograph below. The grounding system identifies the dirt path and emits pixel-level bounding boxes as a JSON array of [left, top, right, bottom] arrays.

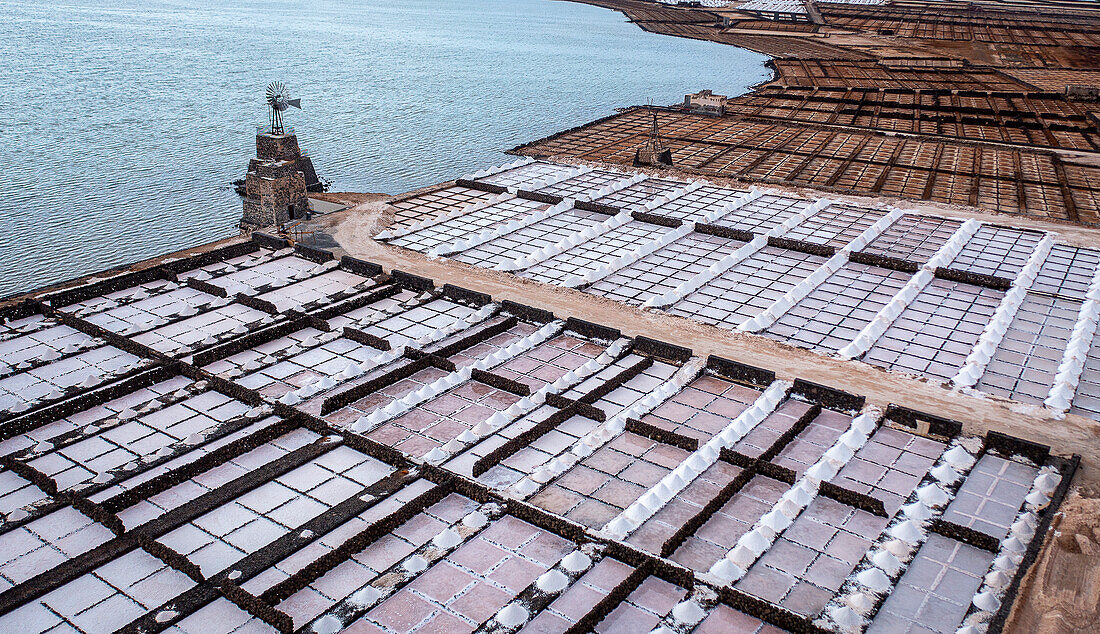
[[1006, 487, 1100, 632]]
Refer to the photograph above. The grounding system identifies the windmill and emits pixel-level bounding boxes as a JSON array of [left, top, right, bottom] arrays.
[[633, 111, 673, 168], [265, 81, 302, 135]]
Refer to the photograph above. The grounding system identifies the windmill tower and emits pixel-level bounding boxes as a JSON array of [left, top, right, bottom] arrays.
[[240, 82, 320, 230], [633, 111, 673, 168], [266, 81, 302, 135]]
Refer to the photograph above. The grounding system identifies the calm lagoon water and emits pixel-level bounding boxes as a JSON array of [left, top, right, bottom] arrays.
[[0, 0, 768, 296]]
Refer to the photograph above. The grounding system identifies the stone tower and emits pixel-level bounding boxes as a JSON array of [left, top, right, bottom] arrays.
[[240, 132, 321, 230]]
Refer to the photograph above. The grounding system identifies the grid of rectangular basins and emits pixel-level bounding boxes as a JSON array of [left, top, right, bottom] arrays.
[[733, 494, 890, 619], [252, 270, 373, 314], [726, 87, 1100, 152], [8, 376, 251, 493], [832, 426, 945, 517], [213, 324, 392, 402], [205, 287, 482, 419], [866, 452, 1041, 634], [389, 197, 550, 253], [1031, 244, 1100, 300], [451, 352, 682, 490], [862, 279, 1004, 381], [1064, 246, 1100, 416], [8, 546, 197, 633], [367, 160, 1100, 419], [0, 234, 1076, 634], [491, 354, 1065, 632], [817, 4, 1100, 47], [512, 107, 1100, 222], [389, 186, 494, 230], [359, 331, 611, 459], [783, 205, 886, 248], [154, 437, 396, 578], [180, 251, 319, 296], [521, 221, 677, 286], [859, 214, 962, 263], [973, 293, 1080, 403], [350, 296, 480, 348], [531, 428, 698, 530], [535, 169, 627, 200], [765, 263, 912, 353], [868, 533, 995, 634], [587, 232, 747, 306], [315, 324, 536, 430], [668, 246, 829, 329], [1071, 335, 1100, 418], [712, 194, 813, 234], [646, 185, 742, 223], [0, 317, 144, 414], [941, 454, 1038, 540], [452, 208, 611, 270], [0, 348, 681, 634], [945, 225, 1043, 281], [962, 239, 1100, 407], [770, 59, 1033, 91], [55, 252, 373, 357], [477, 161, 577, 190], [591, 178, 686, 210]]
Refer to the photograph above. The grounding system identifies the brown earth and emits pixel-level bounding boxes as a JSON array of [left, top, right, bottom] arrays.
[[309, 192, 390, 207], [1005, 486, 1100, 632]]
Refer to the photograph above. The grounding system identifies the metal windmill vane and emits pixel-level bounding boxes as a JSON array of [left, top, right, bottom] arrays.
[[266, 81, 302, 135]]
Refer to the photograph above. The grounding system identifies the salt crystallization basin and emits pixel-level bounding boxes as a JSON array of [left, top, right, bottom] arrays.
[[383, 157, 1100, 422], [0, 215, 1077, 633]]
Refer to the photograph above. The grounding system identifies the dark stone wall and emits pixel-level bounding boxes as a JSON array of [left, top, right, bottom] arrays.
[[241, 133, 314, 229], [298, 156, 321, 193], [256, 134, 301, 161]]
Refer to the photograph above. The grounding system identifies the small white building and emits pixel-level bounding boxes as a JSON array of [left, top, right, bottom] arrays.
[[684, 90, 728, 115]]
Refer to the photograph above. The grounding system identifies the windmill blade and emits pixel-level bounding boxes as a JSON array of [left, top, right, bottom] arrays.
[[266, 81, 286, 106], [263, 81, 299, 135]]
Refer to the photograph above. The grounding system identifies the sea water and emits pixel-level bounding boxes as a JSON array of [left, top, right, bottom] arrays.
[[0, 0, 768, 295]]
